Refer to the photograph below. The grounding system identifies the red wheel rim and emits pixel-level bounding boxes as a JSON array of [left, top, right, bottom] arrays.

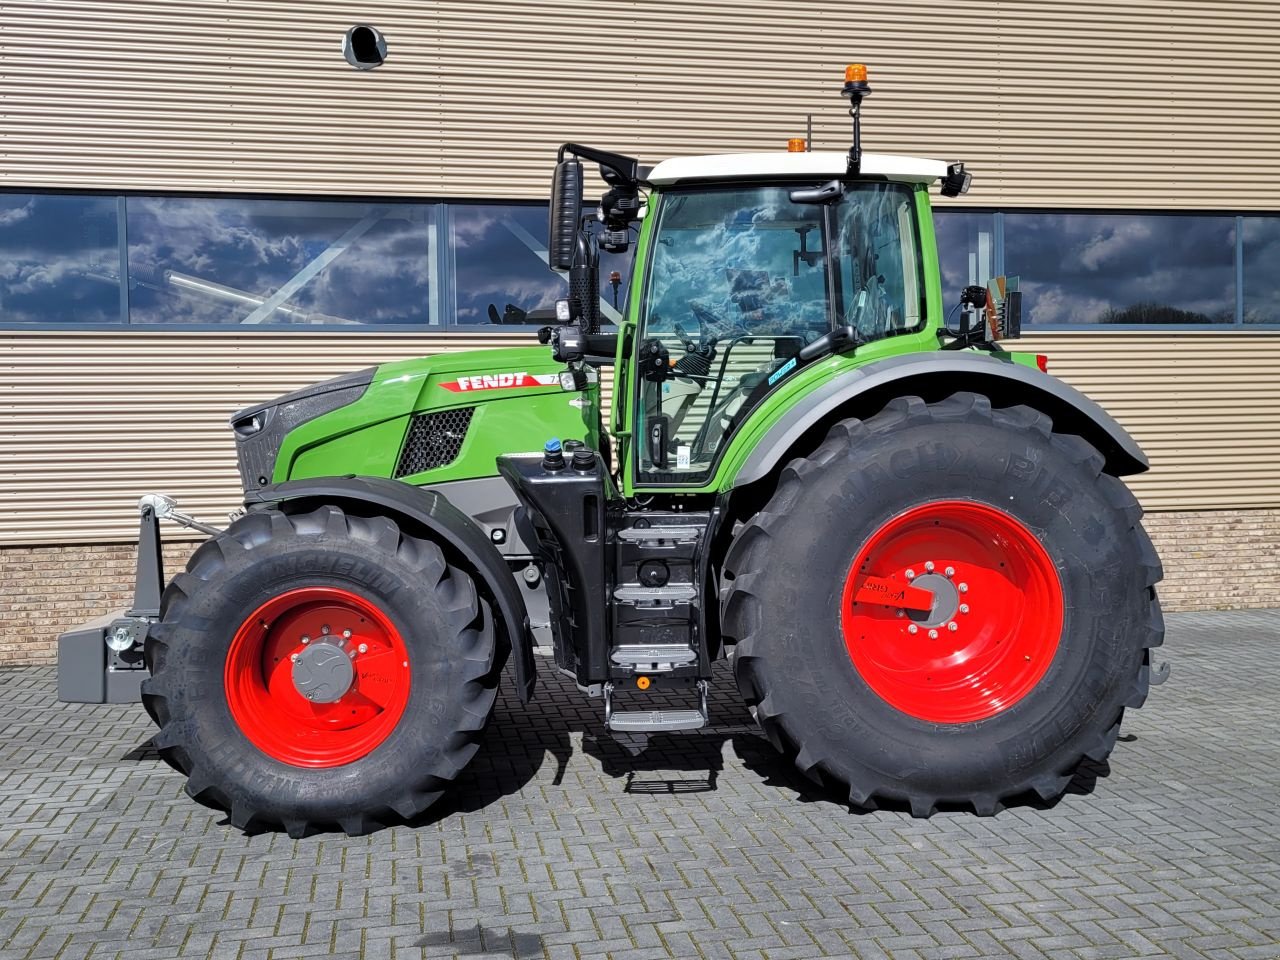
[[840, 500, 1063, 723], [224, 587, 411, 767]]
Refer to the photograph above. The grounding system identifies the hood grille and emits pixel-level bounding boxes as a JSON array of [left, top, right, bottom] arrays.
[[394, 407, 474, 478]]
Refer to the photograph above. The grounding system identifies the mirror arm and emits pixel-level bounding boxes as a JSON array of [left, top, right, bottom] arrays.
[[558, 142, 641, 186]]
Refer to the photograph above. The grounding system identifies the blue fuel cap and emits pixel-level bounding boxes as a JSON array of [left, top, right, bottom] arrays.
[[544, 438, 562, 453]]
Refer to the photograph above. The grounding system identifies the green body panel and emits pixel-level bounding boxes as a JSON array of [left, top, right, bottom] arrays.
[[275, 347, 599, 485]]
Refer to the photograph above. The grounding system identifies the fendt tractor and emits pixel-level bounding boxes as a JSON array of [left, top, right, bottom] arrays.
[[63, 67, 1166, 836]]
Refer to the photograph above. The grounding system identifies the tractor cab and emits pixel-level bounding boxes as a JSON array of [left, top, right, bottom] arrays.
[[632, 154, 940, 482], [543, 65, 984, 493]]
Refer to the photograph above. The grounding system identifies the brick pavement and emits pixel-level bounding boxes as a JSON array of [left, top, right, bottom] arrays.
[[1, 610, 1278, 960]]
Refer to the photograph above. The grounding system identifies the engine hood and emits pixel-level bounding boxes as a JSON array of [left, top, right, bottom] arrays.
[[230, 345, 598, 492]]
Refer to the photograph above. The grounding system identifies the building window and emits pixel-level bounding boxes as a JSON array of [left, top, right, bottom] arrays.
[[451, 204, 555, 325], [126, 198, 436, 326], [449, 202, 632, 326], [0, 194, 123, 324], [934, 211, 995, 300], [1, 190, 1275, 330], [1002, 212, 1237, 326], [1243, 216, 1280, 325]]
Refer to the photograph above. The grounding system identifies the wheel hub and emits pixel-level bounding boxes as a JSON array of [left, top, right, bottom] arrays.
[[224, 587, 411, 767], [906, 573, 959, 627], [291, 638, 354, 703], [840, 500, 1064, 724]]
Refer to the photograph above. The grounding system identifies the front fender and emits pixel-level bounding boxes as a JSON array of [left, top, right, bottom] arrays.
[[732, 351, 1148, 489], [244, 476, 535, 703]]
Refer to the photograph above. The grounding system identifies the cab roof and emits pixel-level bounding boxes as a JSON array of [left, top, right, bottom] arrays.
[[644, 151, 948, 187]]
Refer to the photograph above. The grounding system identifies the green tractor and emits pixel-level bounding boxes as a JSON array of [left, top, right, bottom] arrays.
[[124, 67, 1163, 834]]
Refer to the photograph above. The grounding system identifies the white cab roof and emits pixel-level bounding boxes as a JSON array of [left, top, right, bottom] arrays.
[[645, 151, 948, 186]]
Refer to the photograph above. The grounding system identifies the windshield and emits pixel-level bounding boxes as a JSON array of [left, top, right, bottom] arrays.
[[636, 181, 923, 482]]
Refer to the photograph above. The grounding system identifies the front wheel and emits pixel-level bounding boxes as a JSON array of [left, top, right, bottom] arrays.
[[722, 393, 1164, 816], [143, 504, 503, 836]]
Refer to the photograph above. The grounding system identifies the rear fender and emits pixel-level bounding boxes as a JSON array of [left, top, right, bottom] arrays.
[[732, 351, 1148, 489], [244, 476, 535, 703]]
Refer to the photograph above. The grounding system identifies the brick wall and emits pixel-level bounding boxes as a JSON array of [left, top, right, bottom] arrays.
[[1, 508, 1277, 665], [0, 540, 198, 666]]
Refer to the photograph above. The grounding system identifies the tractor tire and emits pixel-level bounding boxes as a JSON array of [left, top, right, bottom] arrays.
[[721, 392, 1164, 817], [142, 504, 502, 836]]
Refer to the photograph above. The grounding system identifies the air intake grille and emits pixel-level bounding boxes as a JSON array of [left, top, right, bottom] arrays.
[[394, 407, 474, 478]]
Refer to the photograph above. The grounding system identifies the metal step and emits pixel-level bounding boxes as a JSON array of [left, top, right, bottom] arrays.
[[604, 679, 709, 733], [608, 709, 705, 732], [613, 583, 698, 604], [611, 644, 698, 669], [616, 526, 702, 545]]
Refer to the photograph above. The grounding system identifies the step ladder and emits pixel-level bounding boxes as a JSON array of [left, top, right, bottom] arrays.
[[610, 642, 697, 672], [604, 679, 710, 732]]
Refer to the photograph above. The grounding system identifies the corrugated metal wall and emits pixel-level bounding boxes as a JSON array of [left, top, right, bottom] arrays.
[[0, 1, 1277, 207], [4, 330, 1279, 545], [1, 331, 525, 544], [2, 2, 1279, 546]]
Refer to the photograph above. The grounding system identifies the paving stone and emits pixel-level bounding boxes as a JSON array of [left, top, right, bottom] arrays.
[[1, 611, 1278, 959]]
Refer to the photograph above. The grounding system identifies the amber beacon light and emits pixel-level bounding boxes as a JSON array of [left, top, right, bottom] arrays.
[[787, 138, 807, 153]]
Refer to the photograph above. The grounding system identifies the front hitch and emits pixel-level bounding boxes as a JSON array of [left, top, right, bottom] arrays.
[[57, 494, 223, 703]]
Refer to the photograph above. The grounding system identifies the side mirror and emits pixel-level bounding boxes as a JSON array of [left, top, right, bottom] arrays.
[[548, 159, 583, 272]]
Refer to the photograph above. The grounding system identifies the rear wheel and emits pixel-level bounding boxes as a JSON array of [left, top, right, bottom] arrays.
[[143, 504, 502, 836], [722, 393, 1164, 816]]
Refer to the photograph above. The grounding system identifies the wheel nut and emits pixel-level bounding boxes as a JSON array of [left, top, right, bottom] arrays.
[[290, 653, 299, 663], [905, 568, 916, 580], [959, 603, 970, 614], [907, 624, 919, 635], [357, 643, 368, 654], [945, 566, 955, 577], [928, 629, 939, 639], [342, 629, 352, 639], [958, 583, 969, 594], [321, 624, 330, 635], [947, 622, 958, 632], [925, 561, 935, 572], [301, 635, 310, 644]]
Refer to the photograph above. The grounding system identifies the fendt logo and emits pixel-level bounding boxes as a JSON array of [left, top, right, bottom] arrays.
[[439, 372, 559, 393]]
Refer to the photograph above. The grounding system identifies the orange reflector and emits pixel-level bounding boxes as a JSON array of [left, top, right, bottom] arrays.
[[845, 63, 868, 83], [1036, 354, 1049, 373], [787, 137, 807, 153], [636, 676, 651, 690]]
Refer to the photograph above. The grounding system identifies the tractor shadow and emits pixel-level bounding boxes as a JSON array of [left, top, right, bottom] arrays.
[[425, 655, 1115, 824], [127, 655, 1114, 835], [416, 659, 834, 825]]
